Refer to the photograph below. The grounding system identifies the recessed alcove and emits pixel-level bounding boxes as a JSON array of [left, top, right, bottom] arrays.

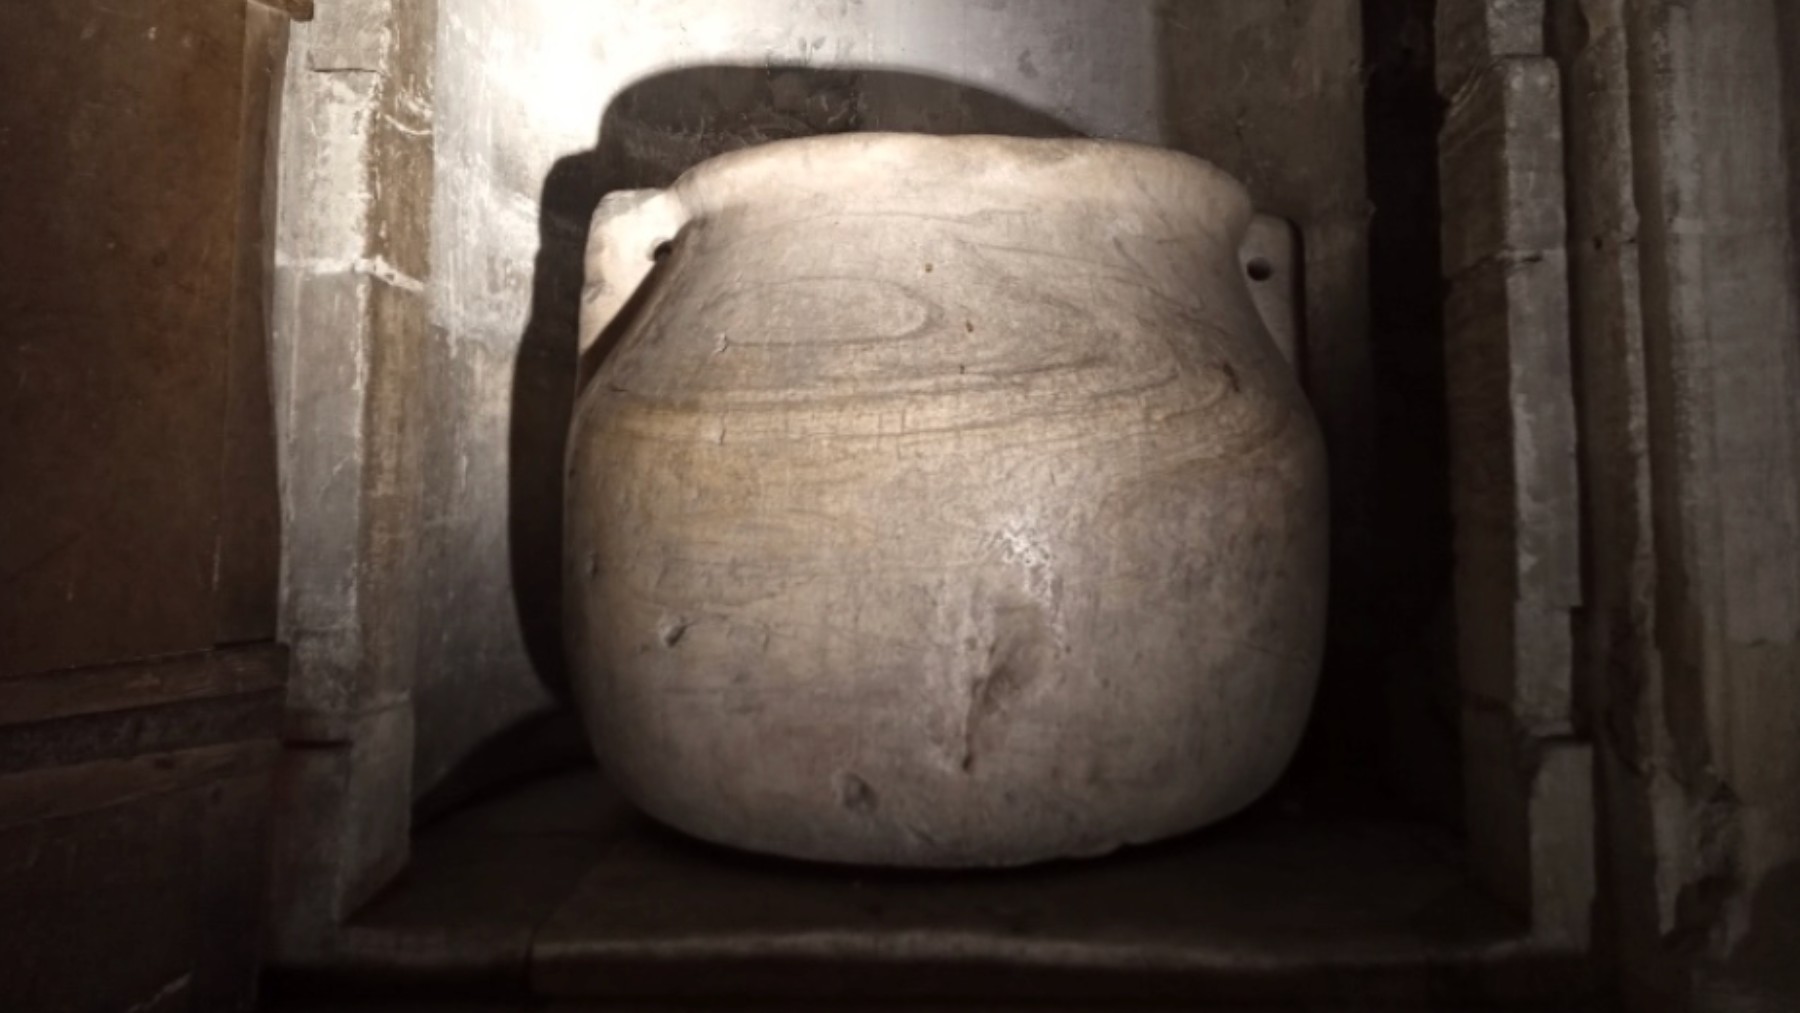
[[247, 1, 1790, 1009], [259, 1, 1576, 1007]]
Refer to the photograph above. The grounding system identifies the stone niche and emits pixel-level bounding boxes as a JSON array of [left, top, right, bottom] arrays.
[[261, 1, 1800, 1010]]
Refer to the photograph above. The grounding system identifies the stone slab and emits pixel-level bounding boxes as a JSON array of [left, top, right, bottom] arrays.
[[1440, 58, 1567, 278], [273, 767, 1594, 1006], [269, 704, 415, 953], [1442, 251, 1581, 725], [1462, 708, 1595, 944], [520, 773, 1579, 1006], [271, 769, 631, 993], [0, 644, 285, 729], [1442, 250, 1581, 608], [1437, 0, 1548, 97]]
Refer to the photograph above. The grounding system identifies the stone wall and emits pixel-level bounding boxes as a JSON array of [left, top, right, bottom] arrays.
[[1435, 0, 1592, 944], [1596, 2, 1800, 1008], [268, 0, 435, 956], [1544, 1, 1800, 1007]]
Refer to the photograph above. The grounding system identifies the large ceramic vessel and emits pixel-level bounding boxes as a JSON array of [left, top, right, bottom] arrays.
[[566, 134, 1327, 867]]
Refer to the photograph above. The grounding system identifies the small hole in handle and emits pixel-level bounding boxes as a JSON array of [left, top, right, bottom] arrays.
[[1245, 257, 1275, 283], [650, 240, 674, 263]]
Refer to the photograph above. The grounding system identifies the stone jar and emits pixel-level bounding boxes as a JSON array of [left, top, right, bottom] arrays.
[[565, 134, 1327, 867]]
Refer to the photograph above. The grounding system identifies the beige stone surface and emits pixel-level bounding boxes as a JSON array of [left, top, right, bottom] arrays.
[[564, 134, 1329, 866]]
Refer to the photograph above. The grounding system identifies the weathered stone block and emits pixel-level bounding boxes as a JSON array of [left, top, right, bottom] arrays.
[[268, 704, 413, 955], [275, 47, 376, 264], [1443, 251, 1580, 605], [1436, 0, 1547, 98], [1463, 707, 1595, 943], [1440, 58, 1566, 276], [272, 268, 371, 718], [303, 0, 393, 76], [1456, 571, 1575, 729], [1551, 0, 1655, 779], [1443, 250, 1581, 726], [1553, 0, 1637, 247]]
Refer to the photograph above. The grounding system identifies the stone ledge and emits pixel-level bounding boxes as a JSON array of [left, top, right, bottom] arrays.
[[268, 768, 1596, 1009]]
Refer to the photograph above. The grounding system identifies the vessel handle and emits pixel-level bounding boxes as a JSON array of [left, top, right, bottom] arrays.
[[1240, 214, 1301, 370], [579, 188, 691, 360]]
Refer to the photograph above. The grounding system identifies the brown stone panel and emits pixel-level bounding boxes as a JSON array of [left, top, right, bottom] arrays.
[[216, 3, 293, 645], [0, 656, 282, 1009], [0, 691, 282, 777], [0, 0, 249, 677], [0, 786, 205, 1012], [0, 641, 284, 728], [191, 766, 280, 1010], [0, 739, 278, 830], [0, 3, 293, 1010], [0, 752, 278, 1012]]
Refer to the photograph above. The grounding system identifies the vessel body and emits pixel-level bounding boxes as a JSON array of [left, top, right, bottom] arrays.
[[565, 133, 1328, 866]]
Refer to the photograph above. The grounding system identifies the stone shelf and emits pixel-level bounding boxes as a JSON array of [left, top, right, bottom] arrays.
[[272, 767, 1591, 1009]]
